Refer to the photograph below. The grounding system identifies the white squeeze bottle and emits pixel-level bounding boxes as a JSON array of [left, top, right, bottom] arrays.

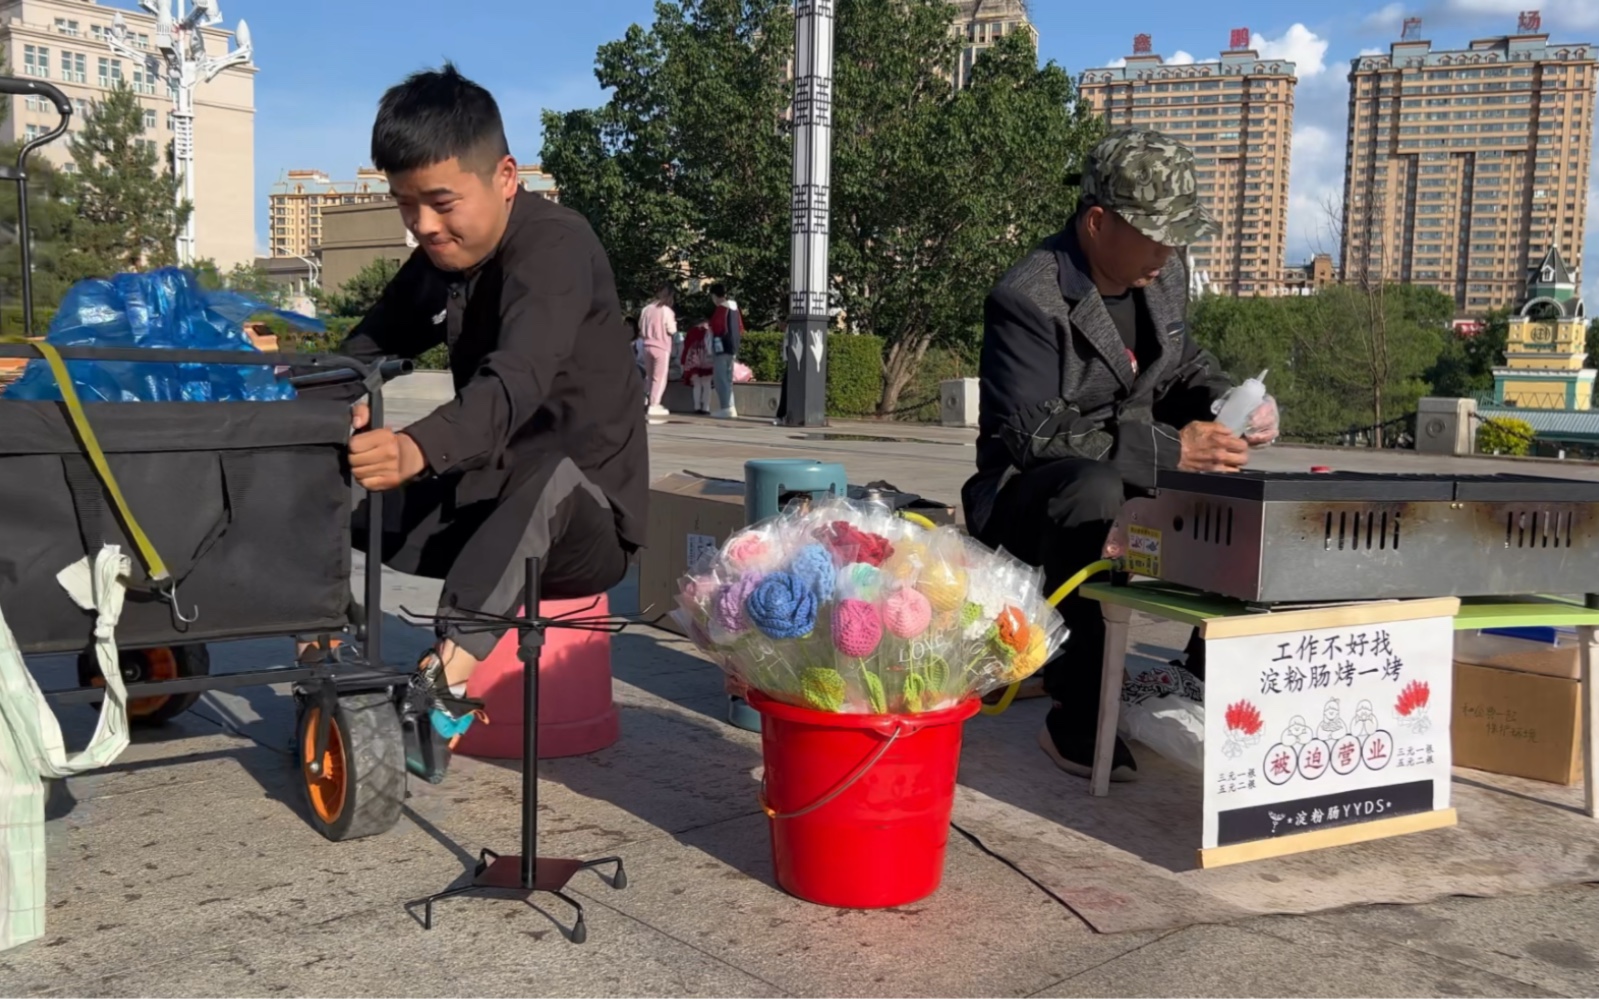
[[1213, 369, 1268, 436]]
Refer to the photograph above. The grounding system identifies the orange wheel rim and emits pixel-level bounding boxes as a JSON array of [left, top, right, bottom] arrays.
[[93, 648, 178, 717], [302, 707, 347, 824], [129, 648, 178, 717]]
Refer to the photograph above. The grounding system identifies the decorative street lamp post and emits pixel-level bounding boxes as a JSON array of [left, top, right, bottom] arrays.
[[106, 0, 253, 266], [784, 0, 834, 427]]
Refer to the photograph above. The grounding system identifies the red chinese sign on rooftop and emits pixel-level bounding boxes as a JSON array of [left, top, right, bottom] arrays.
[[1230, 28, 1250, 50], [1518, 10, 1541, 34], [1133, 33, 1153, 55]]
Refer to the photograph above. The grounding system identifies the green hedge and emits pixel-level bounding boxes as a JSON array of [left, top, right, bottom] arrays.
[[1477, 416, 1534, 456], [270, 315, 448, 369], [739, 331, 884, 418], [0, 305, 56, 337]]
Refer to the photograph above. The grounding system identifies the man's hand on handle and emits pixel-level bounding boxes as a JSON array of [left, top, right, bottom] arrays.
[[1178, 421, 1251, 473], [348, 400, 424, 492]]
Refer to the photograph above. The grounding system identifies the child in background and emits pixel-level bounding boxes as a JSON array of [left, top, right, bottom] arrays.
[[680, 321, 715, 415]]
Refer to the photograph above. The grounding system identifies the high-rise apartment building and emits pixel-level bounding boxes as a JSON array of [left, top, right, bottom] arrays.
[[269, 169, 389, 260], [0, 0, 256, 269], [269, 165, 559, 260], [1079, 32, 1297, 296], [1341, 14, 1595, 313], [949, 0, 1035, 89]]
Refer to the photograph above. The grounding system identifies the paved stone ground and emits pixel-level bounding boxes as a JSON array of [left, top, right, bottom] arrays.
[[5, 406, 1599, 998]]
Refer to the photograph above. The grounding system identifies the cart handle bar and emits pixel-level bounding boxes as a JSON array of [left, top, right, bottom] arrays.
[[0, 343, 402, 380], [0, 76, 71, 116], [0, 76, 72, 339]]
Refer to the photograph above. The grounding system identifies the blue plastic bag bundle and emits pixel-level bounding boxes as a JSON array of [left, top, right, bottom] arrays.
[[2, 267, 326, 403]]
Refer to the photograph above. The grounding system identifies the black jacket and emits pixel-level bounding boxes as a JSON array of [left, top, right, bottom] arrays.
[[337, 190, 649, 548], [962, 224, 1233, 538]]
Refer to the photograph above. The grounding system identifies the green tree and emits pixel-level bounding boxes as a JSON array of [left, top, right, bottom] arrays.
[[831, 14, 1102, 413], [540, 0, 1103, 414], [221, 261, 287, 307], [317, 256, 401, 317], [1295, 283, 1450, 443], [61, 83, 188, 279], [541, 1, 789, 320], [1425, 307, 1509, 401]]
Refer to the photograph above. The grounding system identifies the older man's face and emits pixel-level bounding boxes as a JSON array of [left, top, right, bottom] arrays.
[[1084, 206, 1174, 290]]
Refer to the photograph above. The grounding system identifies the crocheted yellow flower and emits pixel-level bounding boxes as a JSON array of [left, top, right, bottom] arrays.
[[915, 560, 968, 614]]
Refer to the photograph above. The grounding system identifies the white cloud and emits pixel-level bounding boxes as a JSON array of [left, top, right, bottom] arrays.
[[1106, 57, 1127, 68], [1251, 24, 1331, 78], [1436, 0, 1599, 31], [1168, 50, 1197, 65], [1362, 3, 1406, 33], [1286, 124, 1348, 264], [1358, 46, 1387, 56]]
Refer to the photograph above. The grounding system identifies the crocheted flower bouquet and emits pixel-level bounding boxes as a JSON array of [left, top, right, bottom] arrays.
[[672, 497, 1068, 715]]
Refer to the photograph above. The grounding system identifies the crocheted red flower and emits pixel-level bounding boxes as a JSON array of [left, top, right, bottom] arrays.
[[815, 521, 895, 567]]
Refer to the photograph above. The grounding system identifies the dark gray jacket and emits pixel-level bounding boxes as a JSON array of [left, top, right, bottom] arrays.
[[963, 224, 1233, 537]]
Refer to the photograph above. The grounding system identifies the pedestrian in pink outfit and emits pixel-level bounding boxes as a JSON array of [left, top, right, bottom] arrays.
[[638, 284, 678, 423]]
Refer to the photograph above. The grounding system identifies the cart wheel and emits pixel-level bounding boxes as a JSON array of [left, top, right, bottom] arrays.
[[297, 692, 405, 842], [78, 645, 210, 727]]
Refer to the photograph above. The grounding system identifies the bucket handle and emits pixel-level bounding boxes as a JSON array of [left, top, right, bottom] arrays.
[[759, 724, 904, 821]]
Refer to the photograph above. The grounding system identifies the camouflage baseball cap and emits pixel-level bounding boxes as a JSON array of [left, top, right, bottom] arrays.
[[1080, 128, 1220, 247]]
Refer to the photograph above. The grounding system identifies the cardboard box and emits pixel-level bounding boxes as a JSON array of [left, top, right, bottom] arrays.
[[639, 472, 748, 634], [1452, 637, 1583, 785]]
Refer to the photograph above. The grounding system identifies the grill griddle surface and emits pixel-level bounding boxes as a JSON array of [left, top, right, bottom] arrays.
[[1154, 469, 1599, 503]]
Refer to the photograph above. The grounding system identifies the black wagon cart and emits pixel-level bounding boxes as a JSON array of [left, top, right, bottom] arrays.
[[0, 76, 442, 842]]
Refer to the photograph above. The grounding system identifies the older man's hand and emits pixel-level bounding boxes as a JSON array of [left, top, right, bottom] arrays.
[[1244, 395, 1281, 448], [1178, 421, 1250, 473]]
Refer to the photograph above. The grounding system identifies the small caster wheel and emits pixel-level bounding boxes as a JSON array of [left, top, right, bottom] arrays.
[[570, 920, 587, 945], [613, 868, 628, 890]]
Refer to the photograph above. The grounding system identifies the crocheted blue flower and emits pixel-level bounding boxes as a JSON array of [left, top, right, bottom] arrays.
[[745, 572, 819, 640], [787, 543, 837, 602]]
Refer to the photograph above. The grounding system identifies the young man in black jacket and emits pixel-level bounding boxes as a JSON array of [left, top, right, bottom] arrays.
[[963, 128, 1278, 781], [327, 65, 648, 739]]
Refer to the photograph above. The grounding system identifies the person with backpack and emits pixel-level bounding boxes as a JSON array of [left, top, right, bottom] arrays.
[[708, 283, 742, 419]]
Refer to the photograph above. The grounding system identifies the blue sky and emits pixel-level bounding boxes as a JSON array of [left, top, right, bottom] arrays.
[[190, 0, 1599, 282]]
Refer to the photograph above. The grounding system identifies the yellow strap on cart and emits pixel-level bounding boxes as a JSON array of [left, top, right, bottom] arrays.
[[35, 342, 170, 583]]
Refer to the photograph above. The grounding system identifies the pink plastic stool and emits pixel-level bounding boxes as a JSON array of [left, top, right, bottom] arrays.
[[450, 594, 620, 760]]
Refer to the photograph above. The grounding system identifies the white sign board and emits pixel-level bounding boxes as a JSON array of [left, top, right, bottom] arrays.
[[1202, 612, 1454, 850]]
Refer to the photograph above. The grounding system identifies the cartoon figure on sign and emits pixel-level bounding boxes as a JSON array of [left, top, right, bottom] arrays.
[[1281, 715, 1314, 748], [1350, 699, 1380, 739], [1317, 698, 1347, 741], [1394, 680, 1431, 735], [1222, 699, 1265, 759]]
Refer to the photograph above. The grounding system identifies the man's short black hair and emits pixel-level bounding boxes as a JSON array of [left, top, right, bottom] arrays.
[[371, 62, 511, 177], [709, 283, 727, 298]]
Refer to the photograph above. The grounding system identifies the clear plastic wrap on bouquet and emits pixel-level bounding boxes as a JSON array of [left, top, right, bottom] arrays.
[[670, 496, 1069, 716]]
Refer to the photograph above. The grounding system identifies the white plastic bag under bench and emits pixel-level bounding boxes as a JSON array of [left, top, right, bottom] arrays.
[[0, 546, 132, 952]]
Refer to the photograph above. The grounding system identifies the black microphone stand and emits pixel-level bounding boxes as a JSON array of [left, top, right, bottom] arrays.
[[402, 556, 629, 944]]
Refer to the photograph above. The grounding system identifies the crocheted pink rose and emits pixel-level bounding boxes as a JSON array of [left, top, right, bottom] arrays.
[[831, 599, 883, 658], [725, 534, 771, 569], [882, 587, 933, 639]]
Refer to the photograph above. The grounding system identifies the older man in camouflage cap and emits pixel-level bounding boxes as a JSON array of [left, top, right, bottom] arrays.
[[963, 127, 1279, 782]]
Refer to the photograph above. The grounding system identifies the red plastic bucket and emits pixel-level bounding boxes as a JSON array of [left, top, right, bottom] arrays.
[[749, 691, 981, 909]]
